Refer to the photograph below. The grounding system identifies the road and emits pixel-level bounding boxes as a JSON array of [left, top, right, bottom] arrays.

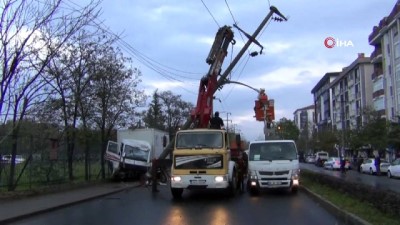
[[8, 184, 349, 225], [300, 162, 400, 194]]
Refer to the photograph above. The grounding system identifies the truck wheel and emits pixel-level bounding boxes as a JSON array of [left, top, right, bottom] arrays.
[[228, 169, 238, 196], [291, 186, 298, 194], [171, 188, 183, 199], [249, 187, 259, 196]]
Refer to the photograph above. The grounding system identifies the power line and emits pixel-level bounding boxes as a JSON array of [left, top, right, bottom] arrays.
[[200, 0, 221, 28], [62, 0, 201, 92]]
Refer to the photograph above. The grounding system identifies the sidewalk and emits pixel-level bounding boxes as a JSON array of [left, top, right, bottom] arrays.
[[0, 182, 139, 225]]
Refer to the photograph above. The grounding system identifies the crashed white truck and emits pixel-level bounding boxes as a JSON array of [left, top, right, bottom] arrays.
[[105, 128, 169, 180]]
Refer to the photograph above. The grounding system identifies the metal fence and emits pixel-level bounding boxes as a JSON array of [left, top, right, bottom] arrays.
[[0, 134, 106, 191]]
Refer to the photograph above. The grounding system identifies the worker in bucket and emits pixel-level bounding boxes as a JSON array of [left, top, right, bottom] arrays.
[[209, 111, 224, 129]]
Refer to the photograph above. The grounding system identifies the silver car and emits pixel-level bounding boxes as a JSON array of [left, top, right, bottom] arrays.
[[360, 158, 390, 175], [387, 158, 400, 178]]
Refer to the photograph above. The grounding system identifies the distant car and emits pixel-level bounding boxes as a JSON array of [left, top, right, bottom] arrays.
[[305, 155, 316, 163], [387, 158, 400, 178], [323, 157, 350, 170], [1, 155, 25, 164], [359, 158, 390, 175]]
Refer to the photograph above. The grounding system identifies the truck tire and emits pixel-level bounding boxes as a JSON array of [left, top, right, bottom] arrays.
[[249, 187, 259, 196], [228, 169, 238, 197], [171, 188, 183, 199], [290, 186, 298, 194]]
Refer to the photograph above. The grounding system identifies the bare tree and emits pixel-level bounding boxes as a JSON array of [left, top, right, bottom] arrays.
[[0, 0, 100, 190], [90, 47, 146, 179]]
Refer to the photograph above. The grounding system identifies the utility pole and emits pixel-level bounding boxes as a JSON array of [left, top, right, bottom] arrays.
[[158, 6, 287, 160]]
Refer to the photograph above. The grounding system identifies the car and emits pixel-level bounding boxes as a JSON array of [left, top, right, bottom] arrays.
[[359, 158, 390, 175], [387, 158, 400, 178], [323, 157, 350, 170], [305, 154, 316, 164], [1, 154, 25, 164]]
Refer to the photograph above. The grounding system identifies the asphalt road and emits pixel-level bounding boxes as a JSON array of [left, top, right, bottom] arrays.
[[8, 183, 350, 225]]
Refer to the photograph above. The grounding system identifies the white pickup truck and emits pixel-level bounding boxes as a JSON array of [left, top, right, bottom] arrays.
[[314, 151, 329, 167], [247, 140, 300, 195]]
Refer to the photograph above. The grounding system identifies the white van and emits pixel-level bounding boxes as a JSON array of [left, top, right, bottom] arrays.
[[247, 140, 300, 195]]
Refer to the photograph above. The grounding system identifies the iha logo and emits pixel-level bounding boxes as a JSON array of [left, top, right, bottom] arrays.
[[324, 37, 354, 48]]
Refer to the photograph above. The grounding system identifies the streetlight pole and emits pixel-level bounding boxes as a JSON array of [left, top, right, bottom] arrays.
[[220, 111, 232, 131]]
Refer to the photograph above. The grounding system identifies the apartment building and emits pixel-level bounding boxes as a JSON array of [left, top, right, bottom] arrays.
[[329, 54, 374, 130], [369, 1, 400, 122], [293, 105, 315, 138], [311, 72, 340, 132]]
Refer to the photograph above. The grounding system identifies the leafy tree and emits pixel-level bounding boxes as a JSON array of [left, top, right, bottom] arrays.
[[276, 118, 299, 141], [359, 108, 387, 152], [142, 90, 166, 131], [156, 91, 193, 139], [387, 122, 400, 150]]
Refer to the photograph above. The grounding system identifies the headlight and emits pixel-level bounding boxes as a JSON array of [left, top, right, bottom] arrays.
[[171, 176, 181, 182], [250, 175, 258, 180], [291, 169, 300, 180], [215, 176, 226, 182], [249, 170, 258, 180]]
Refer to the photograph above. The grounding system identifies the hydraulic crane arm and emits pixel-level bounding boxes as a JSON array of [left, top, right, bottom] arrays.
[[158, 6, 287, 160], [191, 25, 235, 128]]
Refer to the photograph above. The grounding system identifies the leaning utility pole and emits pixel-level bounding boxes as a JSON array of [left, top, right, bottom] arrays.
[[158, 6, 287, 160]]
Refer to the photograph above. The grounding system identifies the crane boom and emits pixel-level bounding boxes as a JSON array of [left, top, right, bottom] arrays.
[[158, 6, 287, 160], [191, 25, 234, 128]]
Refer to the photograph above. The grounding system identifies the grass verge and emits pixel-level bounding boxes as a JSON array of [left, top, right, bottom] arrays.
[[301, 175, 400, 225]]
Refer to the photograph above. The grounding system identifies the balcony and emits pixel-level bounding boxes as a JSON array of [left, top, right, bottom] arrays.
[[372, 89, 385, 99], [370, 48, 383, 63], [371, 68, 383, 80], [368, 18, 388, 44]]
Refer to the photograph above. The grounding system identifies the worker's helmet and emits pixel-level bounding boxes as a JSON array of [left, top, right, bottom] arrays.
[[215, 111, 219, 117]]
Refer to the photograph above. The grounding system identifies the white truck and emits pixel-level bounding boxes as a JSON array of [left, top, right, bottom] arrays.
[[105, 128, 169, 180], [314, 151, 329, 167], [247, 140, 300, 195]]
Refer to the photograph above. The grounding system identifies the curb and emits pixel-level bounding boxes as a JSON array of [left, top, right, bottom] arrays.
[[300, 186, 372, 225]]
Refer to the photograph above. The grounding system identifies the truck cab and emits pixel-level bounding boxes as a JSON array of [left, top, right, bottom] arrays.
[[247, 140, 300, 195], [170, 129, 241, 199]]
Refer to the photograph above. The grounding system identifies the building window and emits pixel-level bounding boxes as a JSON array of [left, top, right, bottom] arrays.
[[395, 42, 400, 59], [374, 97, 384, 111], [373, 78, 384, 92]]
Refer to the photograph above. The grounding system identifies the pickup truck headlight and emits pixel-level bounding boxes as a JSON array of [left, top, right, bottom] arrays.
[[249, 170, 258, 180], [291, 169, 300, 180]]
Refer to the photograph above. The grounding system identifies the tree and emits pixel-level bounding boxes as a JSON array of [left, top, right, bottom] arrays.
[[142, 90, 165, 130], [141, 90, 194, 138], [359, 108, 387, 152], [387, 121, 400, 151], [90, 49, 145, 180], [156, 91, 193, 139], [276, 118, 299, 141], [0, 0, 100, 190]]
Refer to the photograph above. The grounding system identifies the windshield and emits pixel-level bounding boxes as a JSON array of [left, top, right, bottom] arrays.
[[176, 132, 223, 149], [124, 145, 149, 162], [249, 142, 297, 161]]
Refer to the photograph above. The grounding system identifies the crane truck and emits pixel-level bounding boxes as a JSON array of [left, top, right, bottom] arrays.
[[166, 6, 287, 199]]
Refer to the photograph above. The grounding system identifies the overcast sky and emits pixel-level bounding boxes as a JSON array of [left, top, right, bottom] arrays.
[[94, 0, 396, 141]]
